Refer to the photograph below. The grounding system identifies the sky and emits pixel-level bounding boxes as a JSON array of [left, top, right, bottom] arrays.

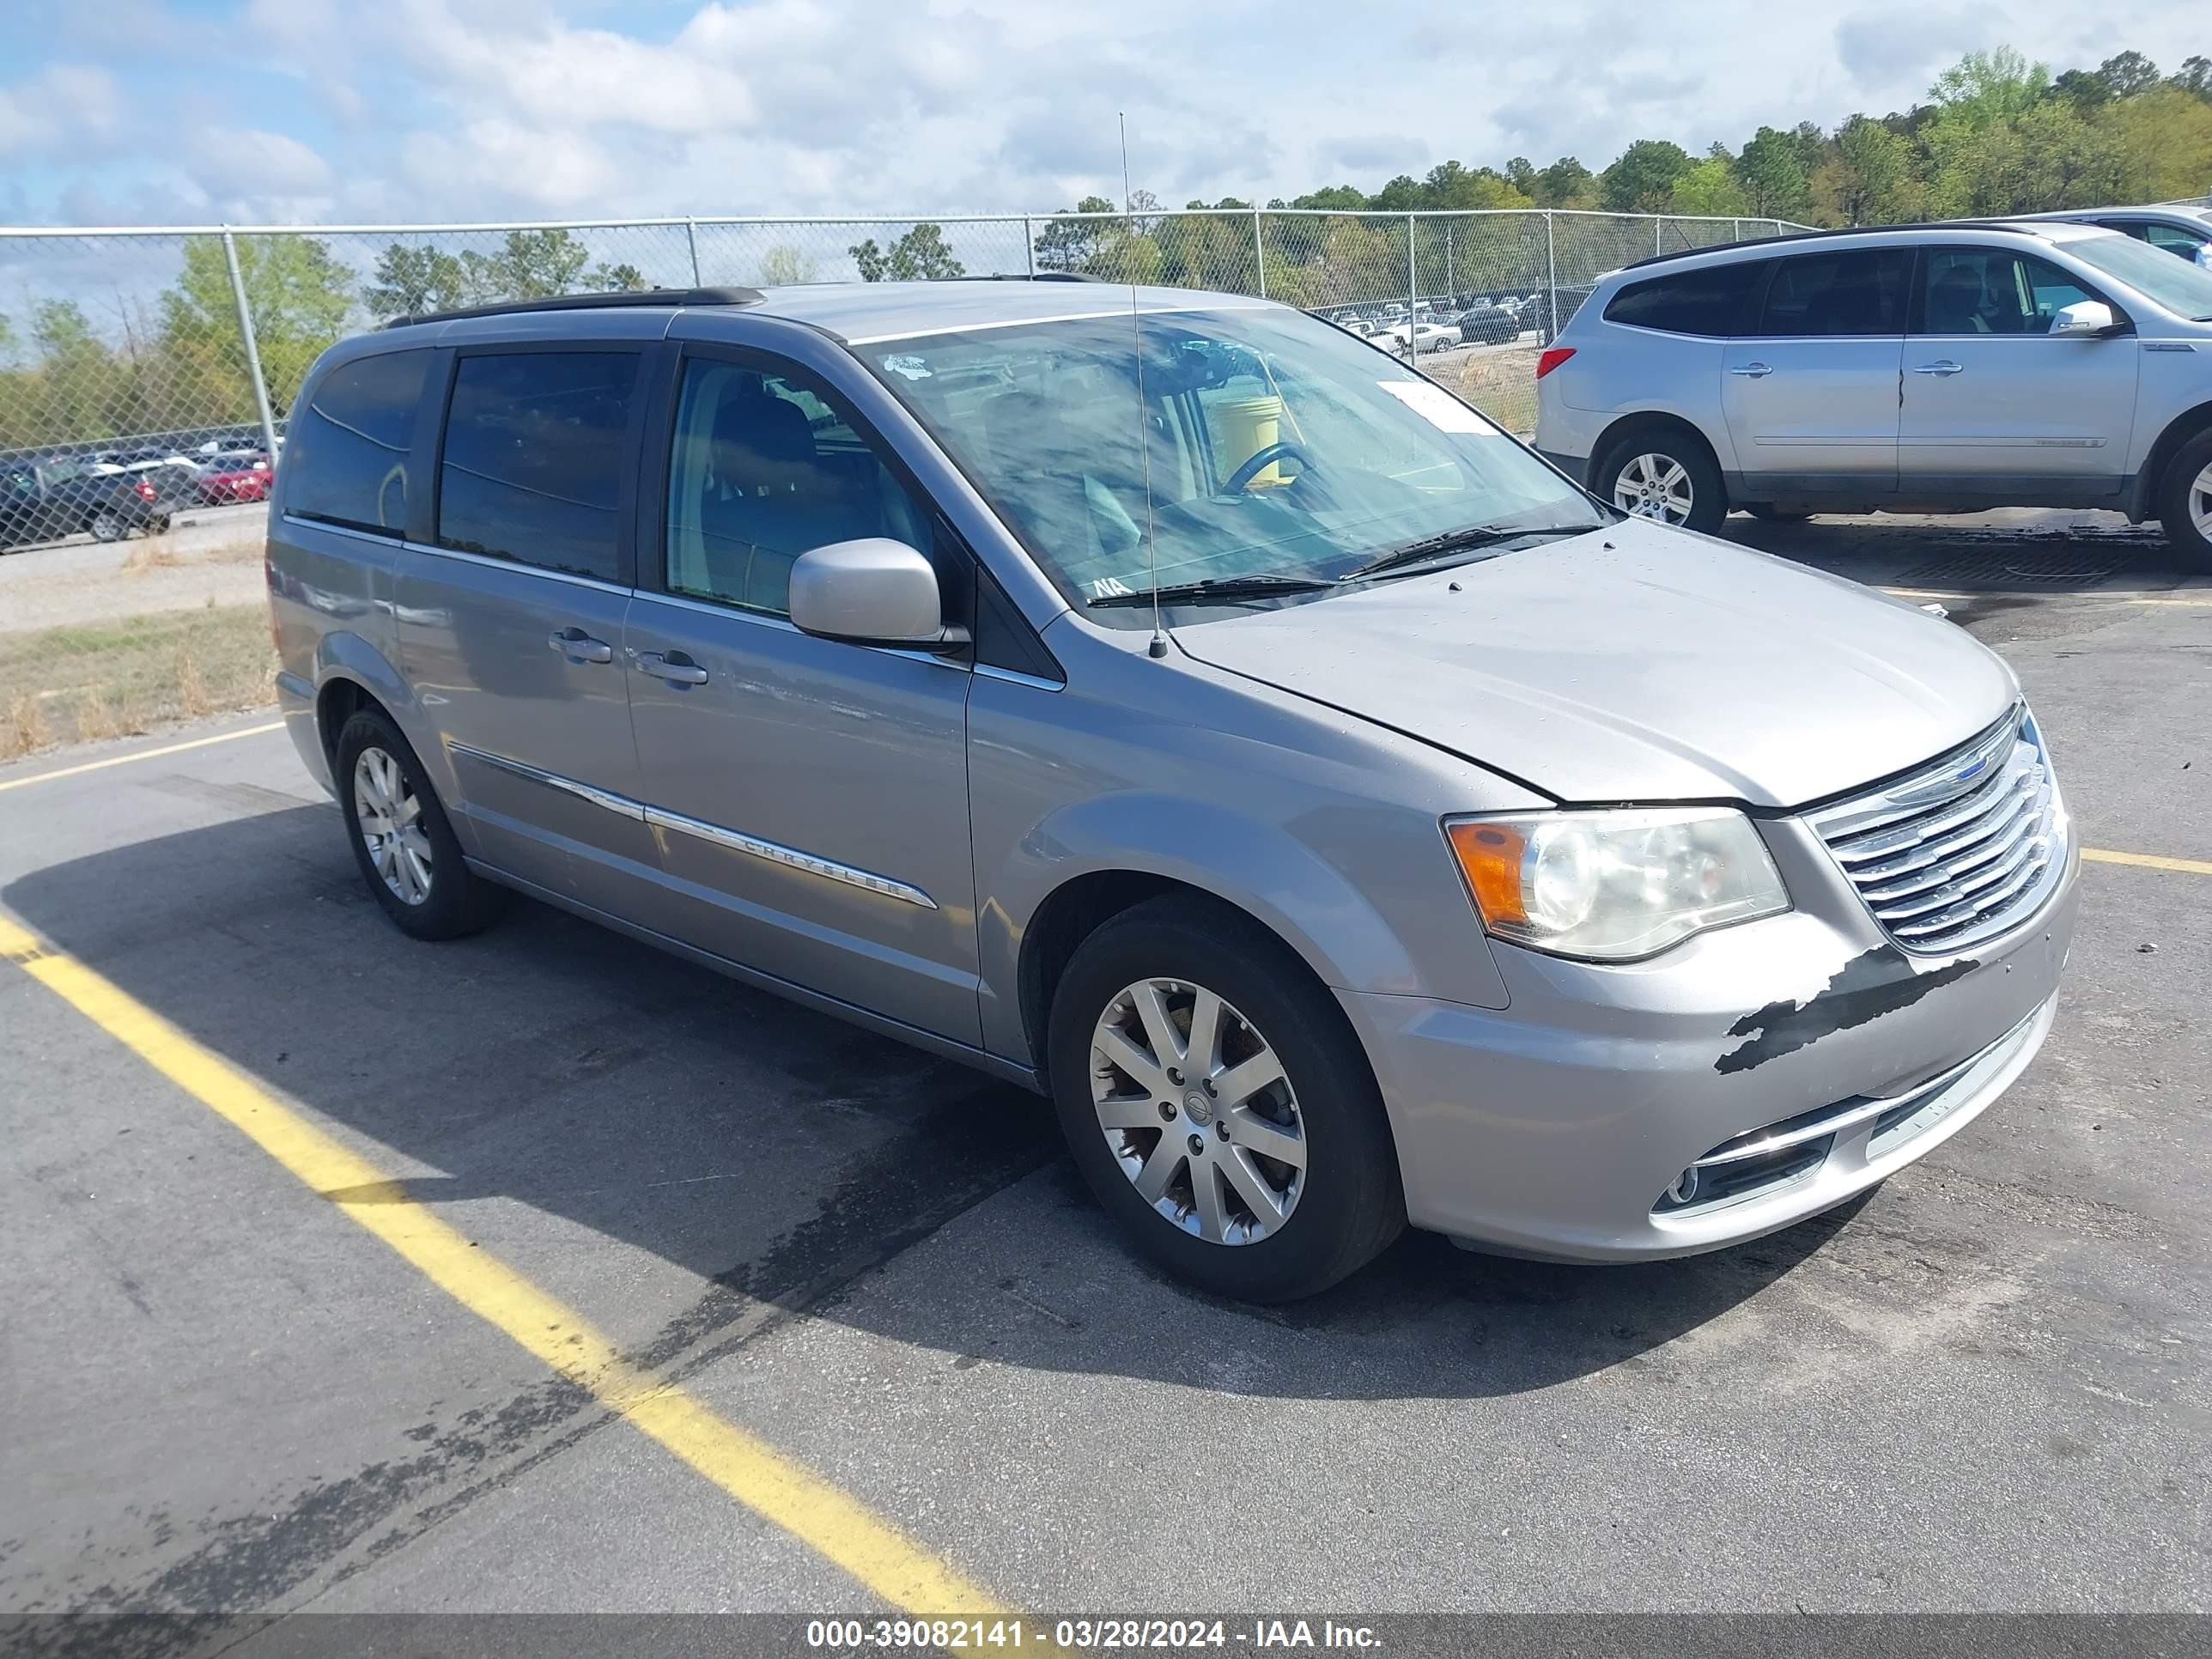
[[0, 0, 2204, 227]]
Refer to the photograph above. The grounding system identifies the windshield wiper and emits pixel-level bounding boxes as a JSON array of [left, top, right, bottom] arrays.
[[1087, 573, 1336, 607], [1340, 523, 1588, 582]]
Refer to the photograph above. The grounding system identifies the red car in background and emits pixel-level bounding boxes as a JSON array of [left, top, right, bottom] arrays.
[[196, 451, 275, 505]]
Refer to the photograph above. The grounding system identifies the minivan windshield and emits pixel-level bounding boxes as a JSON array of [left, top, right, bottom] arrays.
[[862, 304, 1603, 619], [2063, 230, 2212, 320]]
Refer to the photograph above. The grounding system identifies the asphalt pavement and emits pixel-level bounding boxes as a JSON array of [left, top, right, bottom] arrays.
[[0, 514, 2205, 1648]]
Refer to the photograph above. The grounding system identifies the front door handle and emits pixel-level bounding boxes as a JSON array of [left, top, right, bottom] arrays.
[[635, 650, 709, 687], [547, 628, 613, 665], [1911, 361, 1966, 376], [1728, 362, 1772, 377]]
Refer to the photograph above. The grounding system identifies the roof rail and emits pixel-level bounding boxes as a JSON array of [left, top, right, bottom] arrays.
[[955, 271, 1107, 283], [381, 284, 765, 330], [1620, 219, 2057, 271]]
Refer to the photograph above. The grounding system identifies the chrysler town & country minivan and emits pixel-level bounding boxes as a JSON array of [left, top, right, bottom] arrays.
[[267, 280, 2078, 1300]]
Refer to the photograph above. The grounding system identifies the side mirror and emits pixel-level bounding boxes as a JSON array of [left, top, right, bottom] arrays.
[[2050, 300, 2119, 338], [787, 538, 968, 650]]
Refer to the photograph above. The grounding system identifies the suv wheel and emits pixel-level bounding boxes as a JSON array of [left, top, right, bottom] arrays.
[[334, 708, 501, 940], [1046, 896, 1405, 1302], [1595, 430, 1726, 534], [2158, 428, 2212, 567], [88, 510, 124, 543]]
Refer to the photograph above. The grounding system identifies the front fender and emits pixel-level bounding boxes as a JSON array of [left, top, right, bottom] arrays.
[[976, 789, 1511, 1066]]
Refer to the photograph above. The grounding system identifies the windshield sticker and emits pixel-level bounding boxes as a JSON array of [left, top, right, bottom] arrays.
[[880, 354, 933, 380], [1377, 380, 1499, 434], [1086, 574, 1135, 599]]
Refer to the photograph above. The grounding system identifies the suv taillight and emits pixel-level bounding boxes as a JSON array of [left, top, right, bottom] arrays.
[[1535, 348, 1576, 380]]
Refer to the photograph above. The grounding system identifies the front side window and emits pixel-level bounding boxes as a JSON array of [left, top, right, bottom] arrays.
[[437, 350, 640, 581], [2058, 231, 2212, 320], [1920, 249, 2094, 335], [2143, 222, 2211, 260], [287, 349, 429, 536], [861, 305, 1602, 621], [664, 359, 932, 617], [1755, 250, 1911, 337], [1604, 261, 1768, 337]]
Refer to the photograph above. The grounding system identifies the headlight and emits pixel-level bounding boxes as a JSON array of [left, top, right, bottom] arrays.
[[1444, 807, 1790, 962]]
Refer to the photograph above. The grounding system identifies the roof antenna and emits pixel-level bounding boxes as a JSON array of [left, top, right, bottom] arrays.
[[1121, 109, 1169, 659]]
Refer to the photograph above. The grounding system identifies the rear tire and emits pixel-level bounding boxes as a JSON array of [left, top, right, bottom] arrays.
[[2156, 429, 2212, 568], [88, 510, 124, 543], [1593, 427, 1727, 535], [1045, 896, 1405, 1302], [333, 708, 501, 941]]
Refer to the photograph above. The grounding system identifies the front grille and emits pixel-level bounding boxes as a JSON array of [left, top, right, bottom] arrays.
[[1808, 707, 2066, 955]]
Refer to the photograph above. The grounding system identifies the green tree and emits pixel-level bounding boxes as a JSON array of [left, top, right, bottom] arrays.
[[2100, 85, 2212, 200], [459, 229, 592, 303], [1034, 196, 1118, 272], [1928, 47, 2051, 128], [1601, 139, 1693, 211], [586, 261, 647, 291], [1421, 160, 1531, 210], [2170, 56, 2212, 101], [1287, 185, 1370, 211], [1370, 173, 1424, 212], [2051, 68, 2113, 108], [1666, 155, 1751, 216], [848, 223, 965, 282], [757, 246, 820, 285], [1504, 156, 1537, 196], [2096, 51, 2160, 96], [365, 244, 466, 319], [160, 234, 351, 416], [1735, 125, 1811, 219], [1533, 155, 1595, 207], [1810, 115, 1920, 224]]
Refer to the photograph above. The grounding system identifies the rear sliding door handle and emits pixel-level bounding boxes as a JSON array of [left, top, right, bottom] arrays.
[[1728, 362, 1772, 377], [547, 628, 613, 664], [1911, 361, 1966, 376], [635, 650, 709, 686]]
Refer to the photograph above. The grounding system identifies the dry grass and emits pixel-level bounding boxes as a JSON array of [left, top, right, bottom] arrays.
[[0, 604, 276, 763], [1447, 343, 1541, 439], [120, 534, 188, 572]]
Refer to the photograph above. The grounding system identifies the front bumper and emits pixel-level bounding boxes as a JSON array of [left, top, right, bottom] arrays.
[[1340, 825, 2080, 1261]]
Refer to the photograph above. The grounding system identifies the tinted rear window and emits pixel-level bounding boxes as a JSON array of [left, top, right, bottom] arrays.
[[1604, 261, 1767, 336], [286, 349, 430, 536], [1755, 249, 1911, 337], [435, 351, 641, 582]]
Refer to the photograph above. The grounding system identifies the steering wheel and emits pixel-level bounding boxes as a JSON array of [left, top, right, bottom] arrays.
[[1222, 441, 1315, 495]]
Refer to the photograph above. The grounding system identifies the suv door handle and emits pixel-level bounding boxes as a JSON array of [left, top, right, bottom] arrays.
[[547, 628, 613, 664], [635, 650, 709, 686], [1911, 361, 1966, 376], [1728, 362, 1772, 377]]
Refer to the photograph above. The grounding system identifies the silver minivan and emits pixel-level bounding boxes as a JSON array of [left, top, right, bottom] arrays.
[[1534, 220, 2212, 561], [269, 280, 2078, 1300]]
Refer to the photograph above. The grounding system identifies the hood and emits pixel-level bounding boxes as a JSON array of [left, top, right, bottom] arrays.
[[1172, 520, 2015, 808]]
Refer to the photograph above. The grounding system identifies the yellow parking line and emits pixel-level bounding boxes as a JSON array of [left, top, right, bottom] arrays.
[[0, 721, 285, 795], [2083, 847, 2212, 877], [0, 912, 1007, 1619]]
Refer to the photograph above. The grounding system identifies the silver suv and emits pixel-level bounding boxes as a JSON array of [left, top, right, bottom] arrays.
[[269, 280, 2078, 1300], [1534, 220, 2212, 562]]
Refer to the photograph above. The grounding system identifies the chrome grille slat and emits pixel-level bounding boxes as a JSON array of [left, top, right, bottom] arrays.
[[1809, 708, 2067, 955]]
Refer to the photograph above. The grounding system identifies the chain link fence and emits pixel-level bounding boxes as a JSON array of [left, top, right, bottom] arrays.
[[0, 207, 1799, 757]]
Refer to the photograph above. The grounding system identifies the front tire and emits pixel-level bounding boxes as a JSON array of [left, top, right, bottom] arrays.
[[1595, 428, 1727, 534], [1046, 896, 1405, 1302], [2157, 429, 2212, 568], [333, 708, 501, 940]]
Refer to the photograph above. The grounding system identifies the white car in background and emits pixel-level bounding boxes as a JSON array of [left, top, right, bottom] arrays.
[[1378, 320, 1462, 354], [2012, 204, 2212, 271]]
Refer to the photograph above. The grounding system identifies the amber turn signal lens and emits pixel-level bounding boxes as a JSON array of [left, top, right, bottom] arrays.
[[1445, 819, 1528, 927]]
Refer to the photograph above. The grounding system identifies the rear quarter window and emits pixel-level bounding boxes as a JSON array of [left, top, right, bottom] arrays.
[[1602, 261, 1768, 337], [285, 349, 431, 537]]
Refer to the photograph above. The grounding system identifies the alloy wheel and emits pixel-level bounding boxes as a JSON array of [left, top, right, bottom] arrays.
[[1089, 977, 1307, 1245], [1613, 453, 1694, 525], [2191, 461, 2212, 543], [353, 745, 433, 906]]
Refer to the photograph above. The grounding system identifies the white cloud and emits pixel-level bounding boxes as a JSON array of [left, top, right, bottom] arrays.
[[9, 0, 2212, 226]]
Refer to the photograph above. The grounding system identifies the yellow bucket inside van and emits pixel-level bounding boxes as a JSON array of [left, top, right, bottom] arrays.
[[1212, 394, 1287, 488]]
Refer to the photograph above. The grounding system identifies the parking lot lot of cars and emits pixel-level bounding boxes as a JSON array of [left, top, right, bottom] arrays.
[[0, 507, 2205, 1638]]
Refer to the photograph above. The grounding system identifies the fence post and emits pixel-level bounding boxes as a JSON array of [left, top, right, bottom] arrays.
[[221, 228, 281, 464], [685, 216, 702, 285], [1406, 211, 1417, 360], [1655, 216, 1663, 256], [1252, 206, 1267, 298], [1732, 217, 1741, 241], [1544, 210, 1558, 343], [1024, 216, 1036, 277]]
